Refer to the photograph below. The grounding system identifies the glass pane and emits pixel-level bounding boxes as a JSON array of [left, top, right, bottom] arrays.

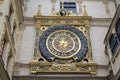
[[109, 34, 119, 55], [60, 2, 77, 13], [115, 18, 120, 35]]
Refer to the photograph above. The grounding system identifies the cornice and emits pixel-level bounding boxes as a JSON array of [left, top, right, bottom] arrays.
[[15, 62, 109, 68], [91, 18, 112, 27], [23, 17, 35, 26], [34, 16, 92, 20], [23, 17, 112, 27]]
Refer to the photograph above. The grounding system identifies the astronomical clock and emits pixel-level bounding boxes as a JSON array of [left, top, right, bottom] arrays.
[[29, 4, 97, 75]]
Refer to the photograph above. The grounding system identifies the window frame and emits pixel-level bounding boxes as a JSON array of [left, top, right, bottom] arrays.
[[60, 2, 77, 13], [115, 18, 120, 40], [109, 34, 119, 56]]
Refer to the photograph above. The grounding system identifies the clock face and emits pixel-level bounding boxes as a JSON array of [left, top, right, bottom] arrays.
[[46, 30, 81, 59], [39, 26, 88, 62]]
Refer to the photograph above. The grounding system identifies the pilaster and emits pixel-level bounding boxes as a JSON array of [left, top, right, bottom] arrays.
[[51, 0, 56, 12], [77, 0, 83, 14], [102, 0, 111, 18]]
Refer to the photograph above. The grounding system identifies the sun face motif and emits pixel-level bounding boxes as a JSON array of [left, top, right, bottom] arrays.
[[53, 34, 74, 53], [46, 30, 81, 59]]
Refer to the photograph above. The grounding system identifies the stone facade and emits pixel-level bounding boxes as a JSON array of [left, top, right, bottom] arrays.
[[104, 4, 120, 80], [0, 0, 119, 80], [0, 0, 23, 80]]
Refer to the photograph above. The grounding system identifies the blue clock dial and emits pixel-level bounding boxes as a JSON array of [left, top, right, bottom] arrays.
[[39, 26, 88, 62]]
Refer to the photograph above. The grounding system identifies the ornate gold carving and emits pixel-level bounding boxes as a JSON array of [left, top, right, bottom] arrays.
[[35, 20, 41, 28], [48, 20, 53, 24], [77, 26, 86, 35], [72, 20, 78, 24], [32, 8, 97, 75], [83, 5, 88, 16], [61, 1, 64, 9], [30, 59, 96, 74], [60, 20, 65, 24], [34, 16, 92, 27], [40, 26, 47, 31], [37, 5, 41, 15], [85, 24, 90, 29]]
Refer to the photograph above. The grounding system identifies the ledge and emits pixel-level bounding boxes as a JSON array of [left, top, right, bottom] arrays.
[[23, 17, 112, 27], [91, 18, 112, 27], [12, 75, 108, 80]]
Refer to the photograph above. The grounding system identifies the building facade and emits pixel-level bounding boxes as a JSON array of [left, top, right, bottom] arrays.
[[104, 4, 120, 80], [0, 0, 119, 80], [0, 0, 23, 80]]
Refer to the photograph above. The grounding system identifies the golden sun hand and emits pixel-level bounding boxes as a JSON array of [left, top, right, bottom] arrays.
[[59, 40, 68, 48]]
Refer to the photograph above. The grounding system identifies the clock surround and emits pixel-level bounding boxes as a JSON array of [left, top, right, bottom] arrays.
[[30, 15, 96, 75], [39, 26, 88, 62]]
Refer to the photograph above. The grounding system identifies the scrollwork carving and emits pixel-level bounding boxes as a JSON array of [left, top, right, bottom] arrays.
[[30, 62, 96, 74]]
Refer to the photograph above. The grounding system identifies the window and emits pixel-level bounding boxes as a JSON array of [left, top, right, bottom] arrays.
[[60, 2, 77, 13], [109, 18, 120, 55], [109, 34, 119, 55], [115, 18, 120, 40]]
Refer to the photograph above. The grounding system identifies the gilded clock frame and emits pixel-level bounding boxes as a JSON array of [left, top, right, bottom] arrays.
[[29, 14, 97, 75]]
